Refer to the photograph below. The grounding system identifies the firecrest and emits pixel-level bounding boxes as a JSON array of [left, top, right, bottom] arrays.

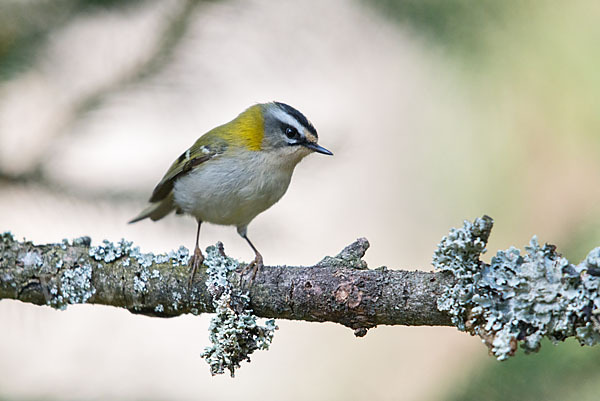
[[130, 102, 332, 282]]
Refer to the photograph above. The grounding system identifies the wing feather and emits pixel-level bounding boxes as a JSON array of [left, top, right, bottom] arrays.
[[149, 133, 228, 202], [129, 122, 232, 224]]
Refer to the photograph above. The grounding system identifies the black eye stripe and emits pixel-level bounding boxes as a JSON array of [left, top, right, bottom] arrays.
[[274, 102, 318, 138]]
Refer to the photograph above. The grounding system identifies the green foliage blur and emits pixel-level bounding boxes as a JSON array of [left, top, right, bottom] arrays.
[[447, 339, 600, 401], [367, 1, 600, 399], [370, 0, 600, 147], [368, 0, 525, 56], [372, 0, 600, 239]]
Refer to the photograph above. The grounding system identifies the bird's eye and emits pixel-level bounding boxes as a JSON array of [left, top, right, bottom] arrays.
[[285, 126, 298, 140]]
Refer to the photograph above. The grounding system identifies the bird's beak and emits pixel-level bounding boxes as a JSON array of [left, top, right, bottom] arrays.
[[302, 142, 333, 155]]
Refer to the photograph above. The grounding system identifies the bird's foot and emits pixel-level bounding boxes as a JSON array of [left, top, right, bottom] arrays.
[[240, 253, 263, 286], [188, 247, 204, 287]]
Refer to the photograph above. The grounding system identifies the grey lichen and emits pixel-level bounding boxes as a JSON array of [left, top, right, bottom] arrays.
[[200, 243, 277, 377], [48, 262, 96, 310], [89, 239, 190, 268], [1, 231, 14, 243], [435, 216, 600, 360], [89, 239, 132, 263], [20, 251, 43, 270], [434, 216, 493, 331], [171, 291, 182, 311], [133, 275, 147, 294], [40, 237, 193, 309]]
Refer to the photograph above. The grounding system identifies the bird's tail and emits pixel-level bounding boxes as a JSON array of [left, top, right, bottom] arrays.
[[129, 193, 176, 223]]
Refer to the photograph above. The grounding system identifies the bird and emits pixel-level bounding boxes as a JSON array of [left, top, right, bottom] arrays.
[[129, 102, 332, 283]]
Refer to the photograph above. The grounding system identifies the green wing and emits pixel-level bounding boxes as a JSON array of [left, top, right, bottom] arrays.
[[129, 132, 228, 223], [149, 133, 228, 202]]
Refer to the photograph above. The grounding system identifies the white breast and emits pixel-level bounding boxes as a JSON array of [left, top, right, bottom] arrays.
[[173, 147, 308, 230]]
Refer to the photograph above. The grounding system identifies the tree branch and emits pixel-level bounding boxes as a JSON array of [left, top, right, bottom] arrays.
[[5, 215, 600, 375], [0, 233, 454, 335]]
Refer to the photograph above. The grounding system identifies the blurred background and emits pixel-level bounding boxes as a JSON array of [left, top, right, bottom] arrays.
[[1, 0, 600, 400]]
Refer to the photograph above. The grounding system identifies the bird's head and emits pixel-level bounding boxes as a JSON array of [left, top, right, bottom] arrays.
[[224, 102, 332, 167], [260, 102, 332, 159]]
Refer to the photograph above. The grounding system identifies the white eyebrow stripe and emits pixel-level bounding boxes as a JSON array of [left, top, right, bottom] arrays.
[[271, 107, 305, 135]]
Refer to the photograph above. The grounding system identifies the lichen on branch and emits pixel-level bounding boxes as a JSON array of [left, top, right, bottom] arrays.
[[200, 243, 276, 377], [435, 216, 600, 360]]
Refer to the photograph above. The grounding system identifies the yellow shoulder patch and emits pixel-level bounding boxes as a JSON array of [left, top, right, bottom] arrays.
[[225, 104, 265, 151]]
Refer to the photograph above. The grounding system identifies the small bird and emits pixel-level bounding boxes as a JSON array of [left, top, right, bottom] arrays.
[[129, 102, 332, 282]]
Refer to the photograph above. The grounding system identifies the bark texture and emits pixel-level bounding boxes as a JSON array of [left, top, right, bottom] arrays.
[[0, 233, 454, 334]]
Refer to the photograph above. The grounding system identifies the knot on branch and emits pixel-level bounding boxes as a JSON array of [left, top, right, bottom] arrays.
[[200, 243, 277, 377], [435, 216, 600, 360], [317, 238, 370, 270]]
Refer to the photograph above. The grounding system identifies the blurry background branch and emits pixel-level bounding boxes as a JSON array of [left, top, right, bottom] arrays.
[[0, 233, 453, 334], [0, 0, 204, 198]]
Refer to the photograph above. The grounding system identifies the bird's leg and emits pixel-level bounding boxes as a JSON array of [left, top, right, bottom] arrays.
[[188, 220, 203, 287], [240, 234, 263, 283]]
